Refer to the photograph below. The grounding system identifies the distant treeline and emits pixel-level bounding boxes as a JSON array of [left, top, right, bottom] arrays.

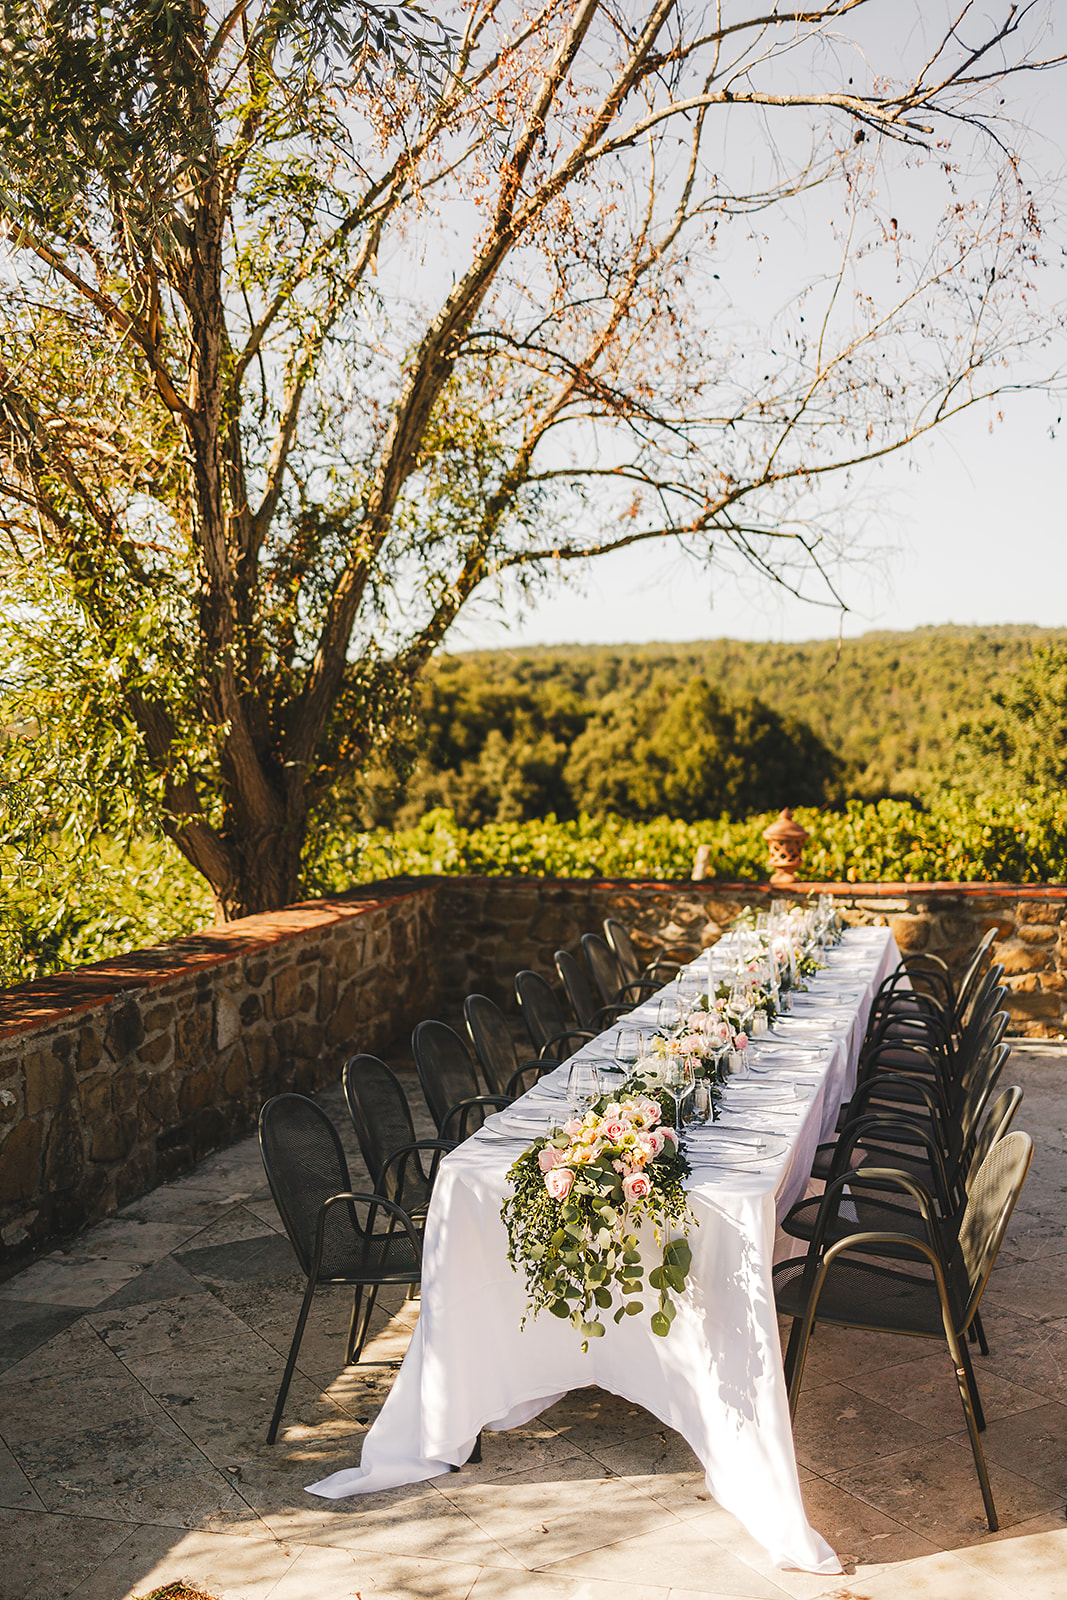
[[344, 624, 1067, 829]]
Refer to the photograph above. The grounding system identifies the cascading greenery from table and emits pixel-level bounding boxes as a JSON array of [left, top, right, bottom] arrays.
[[501, 1088, 693, 1351]]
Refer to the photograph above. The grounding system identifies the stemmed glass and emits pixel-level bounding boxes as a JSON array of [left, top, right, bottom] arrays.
[[661, 1058, 694, 1130], [614, 1028, 643, 1074], [567, 1060, 602, 1118]]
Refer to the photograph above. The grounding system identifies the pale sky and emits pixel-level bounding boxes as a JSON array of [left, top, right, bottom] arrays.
[[449, 390, 1066, 648], [446, 5, 1067, 653]]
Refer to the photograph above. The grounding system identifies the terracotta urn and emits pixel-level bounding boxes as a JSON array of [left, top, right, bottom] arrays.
[[762, 808, 810, 887]]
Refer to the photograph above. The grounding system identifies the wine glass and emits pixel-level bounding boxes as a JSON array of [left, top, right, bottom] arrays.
[[661, 1058, 693, 1130], [567, 1060, 602, 1117], [614, 1028, 643, 1073]]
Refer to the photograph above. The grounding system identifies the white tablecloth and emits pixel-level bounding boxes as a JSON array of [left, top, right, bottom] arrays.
[[308, 926, 900, 1573]]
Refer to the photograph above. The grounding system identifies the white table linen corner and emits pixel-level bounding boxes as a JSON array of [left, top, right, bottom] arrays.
[[306, 925, 901, 1577]]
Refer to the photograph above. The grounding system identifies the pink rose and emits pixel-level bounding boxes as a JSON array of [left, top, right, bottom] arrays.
[[602, 1119, 628, 1143], [661, 1126, 679, 1146], [544, 1167, 575, 1201], [733, 1032, 748, 1051], [538, 1146, 562, 1172], [622, 1171, 652, 1203], [563, 1118, 584, 1137]]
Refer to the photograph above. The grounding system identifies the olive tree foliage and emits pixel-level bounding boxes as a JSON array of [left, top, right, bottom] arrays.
[[0, 0, 1062, 919]]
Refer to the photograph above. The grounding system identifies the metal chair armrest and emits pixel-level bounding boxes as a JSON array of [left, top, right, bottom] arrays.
[[505, 1060, 557, 1096], [378, 1140, 458, 1197], [312, 1190, 424, 1278], [828, 1115, 953, 1210], [440, 1094, 512, 1141], [538, 1029, 595, 1060]]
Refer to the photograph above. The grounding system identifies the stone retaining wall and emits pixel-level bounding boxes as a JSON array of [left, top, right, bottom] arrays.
[[0, 883, 441, 1264], [436, 878, 1067, 1037], [1, 875, 1064, 1267]]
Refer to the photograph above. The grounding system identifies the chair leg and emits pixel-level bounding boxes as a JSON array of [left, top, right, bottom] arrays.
[[783, 1318, 805, 1390], [973, 1308, 989, 1356], [350, 1283, 380, 1365], [785, 1307, 819, 1422], [469, 1430, 483, 1464], [268, 1275, 317, 1445], [948, 1329, 998, 1532], [345, 1286, 365, 1366], [958, 1337, 987, 1432]]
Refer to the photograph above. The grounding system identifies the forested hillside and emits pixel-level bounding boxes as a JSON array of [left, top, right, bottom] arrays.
[[350, 624, 1067, 828]]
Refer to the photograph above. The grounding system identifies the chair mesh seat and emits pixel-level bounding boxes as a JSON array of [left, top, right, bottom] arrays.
[[773, 1255, 961, 1337]]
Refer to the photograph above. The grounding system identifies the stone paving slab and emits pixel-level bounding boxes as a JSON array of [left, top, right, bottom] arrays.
[[0, 1052, 1064, 1600]]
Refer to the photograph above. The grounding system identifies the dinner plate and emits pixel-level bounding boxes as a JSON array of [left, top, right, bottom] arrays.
[[686, 1131, 787, 1167], [484, 1107, 555, 1137]]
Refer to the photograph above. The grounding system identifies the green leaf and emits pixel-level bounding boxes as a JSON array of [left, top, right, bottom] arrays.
[[593, 1287, 613, 1309], [580, 1319, 605, 1339], [650, 1312, 671, 1337], [549, 1299, 570, 1318], [665, 1239, 692, 1273]]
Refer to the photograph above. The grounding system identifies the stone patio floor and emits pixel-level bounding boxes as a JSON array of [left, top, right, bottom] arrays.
[[0, 1045, 1065, 1600]]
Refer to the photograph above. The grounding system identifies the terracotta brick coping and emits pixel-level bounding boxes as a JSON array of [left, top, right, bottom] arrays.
[[2, 872, 1064, 1042], [0, 880, 431, 1041]]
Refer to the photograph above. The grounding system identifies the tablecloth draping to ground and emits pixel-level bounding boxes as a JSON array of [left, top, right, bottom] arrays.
[[308, 926, 900, 1573]]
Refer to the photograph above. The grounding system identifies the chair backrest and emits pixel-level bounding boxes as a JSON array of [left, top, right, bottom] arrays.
[[259, 1094, 354, 1276], [947, 1037, 1009, 1174], [412, 1019, 481, 1134], [342, 1055, 416, 1192], [953, 1009, 1008, 1102], [965, 1084, 1023, 1194], [603, 918, 641, 985], [515, 968, 568, 1053], [464, 993, 519, 1096], [555, 948, 601, 1030], [957, 969, 1005, 1060], [954, 1129, 1033, 1328], [581, 932, 625, 1007], [954, 927, 998, 1026]]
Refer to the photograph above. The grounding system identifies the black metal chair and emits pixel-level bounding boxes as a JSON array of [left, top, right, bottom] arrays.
[[782, 1081, 1023, 1257], [463, 993, 555, 1097], [554, 948, 626, 1032], [873, 927, 997, 1037], [581, 931, 658, 1010], [604, 917, 690, 987], [811, 1010, 1009, 1194], [342, 1054, 456, 1219], [412, 1019, 511, 1139], [774, 1130, 1033, 1532], [514, 968, 594, 1061], [259, 1093, 423, 1444], [862, 956, 1005, 1080]]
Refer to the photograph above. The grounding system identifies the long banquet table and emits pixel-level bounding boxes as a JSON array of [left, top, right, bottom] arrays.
[[307, 926, 901, 1573]]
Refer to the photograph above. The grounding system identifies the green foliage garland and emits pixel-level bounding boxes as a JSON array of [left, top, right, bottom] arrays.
[[501, 1088, 693, 1350]]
